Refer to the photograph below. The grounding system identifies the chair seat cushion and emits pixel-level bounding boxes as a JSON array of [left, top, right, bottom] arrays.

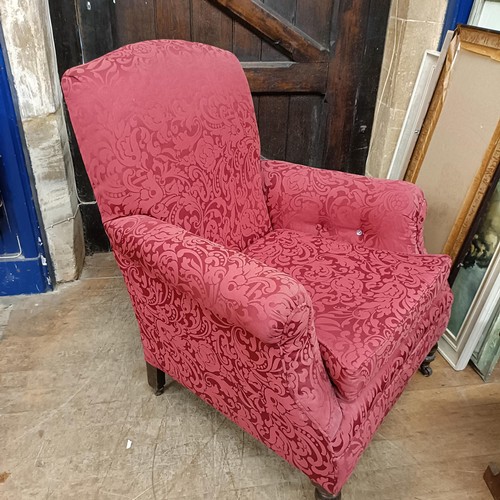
[[245, 229, 451, 401]]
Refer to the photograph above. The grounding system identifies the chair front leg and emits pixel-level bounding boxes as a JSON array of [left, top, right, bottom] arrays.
[[419, 343, 438, 376], [313, 483, 341, 499], [146, 361, 167, 396]]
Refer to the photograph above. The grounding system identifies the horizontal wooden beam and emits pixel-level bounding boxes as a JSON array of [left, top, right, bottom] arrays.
[[211, 0, 329, 62], [242, 62, 327, 93]]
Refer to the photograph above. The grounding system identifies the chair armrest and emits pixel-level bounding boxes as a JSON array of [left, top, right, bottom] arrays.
[[106, 214, 312, 344], [261, 159, 427, 254]]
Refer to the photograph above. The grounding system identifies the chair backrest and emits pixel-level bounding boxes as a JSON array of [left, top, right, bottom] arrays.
[[62, 40, 271, 250]]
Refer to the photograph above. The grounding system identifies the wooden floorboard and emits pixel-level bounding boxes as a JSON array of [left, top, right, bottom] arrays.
[[361, 354, 500, 499]]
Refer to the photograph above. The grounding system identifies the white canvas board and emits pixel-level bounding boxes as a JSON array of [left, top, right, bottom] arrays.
[[386, 31, 454, 181]]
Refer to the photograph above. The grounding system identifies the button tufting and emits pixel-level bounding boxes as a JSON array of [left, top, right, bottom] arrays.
[[356, 229, 363, 236]]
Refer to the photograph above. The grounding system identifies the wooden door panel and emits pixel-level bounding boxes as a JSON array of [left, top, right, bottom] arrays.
[[112, 0, 155, 46], [156, 0, 192, 40], [295, 0, 332, 46], [261, 0, 295, 24], [258, 95, 288, 160], [233, 21, 262, 61], [288, 0, 331, 167], [232, 20, 262, 138], [76, 0, 114, 61], [324, 0, 391, 172], [348, 0, 393, 169], [287, 94, 326, 166], [258, 0, 293, 160], [192, 0, 233, 49]]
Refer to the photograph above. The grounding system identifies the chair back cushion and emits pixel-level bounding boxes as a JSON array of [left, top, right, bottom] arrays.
[[62, 40, 271, 250]]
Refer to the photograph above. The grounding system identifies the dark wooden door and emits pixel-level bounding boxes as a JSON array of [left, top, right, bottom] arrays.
[[50, 0, 390, 252]]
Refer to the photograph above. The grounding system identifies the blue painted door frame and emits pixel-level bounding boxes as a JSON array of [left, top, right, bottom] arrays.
[[440, 0, 475, 47], [0, 43, 52, 295]]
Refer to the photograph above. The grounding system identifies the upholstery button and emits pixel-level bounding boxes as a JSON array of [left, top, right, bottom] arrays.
[[356, 229, 363, 236]]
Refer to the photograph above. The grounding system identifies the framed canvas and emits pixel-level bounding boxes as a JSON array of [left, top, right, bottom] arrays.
[[405, 26, 500, 264], [439, 178, 500, 370]]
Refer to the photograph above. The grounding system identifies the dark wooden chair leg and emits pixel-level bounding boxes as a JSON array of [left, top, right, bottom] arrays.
[[419, 342, 438, 377], [146, 361, 166, 396], [313, 483, 341, 499], [484, 463, 500, 500]]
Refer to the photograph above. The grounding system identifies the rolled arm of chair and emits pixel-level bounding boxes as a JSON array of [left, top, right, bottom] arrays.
[[106, 214, 313, 344], [261, 159, 427, 254]]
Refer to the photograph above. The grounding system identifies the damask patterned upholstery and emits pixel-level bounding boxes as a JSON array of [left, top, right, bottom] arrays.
[[262, 159, 427, 254], [61, 40, 270, 251], [62, 40, 453, 496], [246, 228, 451, 401]]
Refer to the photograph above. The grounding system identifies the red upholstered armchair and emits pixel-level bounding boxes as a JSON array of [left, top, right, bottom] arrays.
[[62, 41, 453, 499]]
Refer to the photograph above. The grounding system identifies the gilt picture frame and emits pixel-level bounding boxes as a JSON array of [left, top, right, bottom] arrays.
[[405, 26, 500, 265]]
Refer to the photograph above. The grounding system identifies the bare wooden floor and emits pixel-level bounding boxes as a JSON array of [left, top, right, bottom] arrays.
[[0, 253, 498, 499]]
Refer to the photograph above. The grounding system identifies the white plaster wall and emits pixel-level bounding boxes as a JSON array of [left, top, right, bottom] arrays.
[[366, 0, 449, 178], [0, 0, 84, 282]]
